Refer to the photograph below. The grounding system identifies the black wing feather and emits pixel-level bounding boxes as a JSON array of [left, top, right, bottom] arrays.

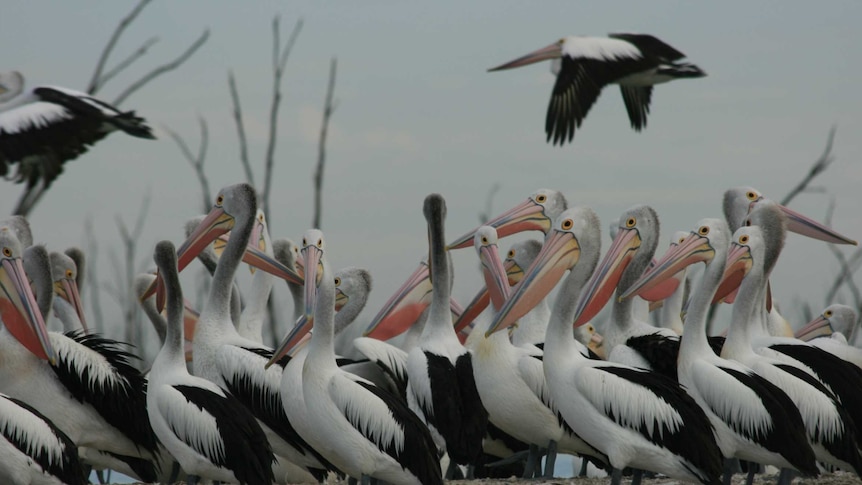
[[620, 86, 653, 131], [607, 34, 686, 61]]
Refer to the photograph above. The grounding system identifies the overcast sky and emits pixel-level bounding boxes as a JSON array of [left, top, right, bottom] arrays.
[[2, 1, 861, 352]]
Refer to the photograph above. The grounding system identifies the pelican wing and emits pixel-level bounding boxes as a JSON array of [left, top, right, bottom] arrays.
[[353, 336, 409, 398], [620, 86, 653, 131]]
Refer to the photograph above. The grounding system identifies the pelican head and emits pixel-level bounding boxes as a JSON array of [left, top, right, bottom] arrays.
[[795, 304, 857, 342], [449, 189, 567, 249], [0, 71, 24, 103], [50, 251, 88, 332], [723, 186, 856, 245]]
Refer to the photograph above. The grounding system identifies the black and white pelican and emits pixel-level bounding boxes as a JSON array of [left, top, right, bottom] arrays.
[[48, 251, 88, 333], [0, 223, 161, 478], [0, 227, 87, 485], [406, 194, 488, 475], [148, 240, 275, 484], [0, 71, 155, 212], [270, 229, 443, 485], [796, 305, 862, 368], [490, 206, 723, 485], [488, 34, 706, 145], [571, 206, 684, 378], [718, 215, 862, 476], [622, 218, 820, 482], [469, 226, 607, 478], [166, 183, 335, 480]]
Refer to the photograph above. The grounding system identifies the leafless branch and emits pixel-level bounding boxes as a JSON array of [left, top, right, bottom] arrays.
[[780, 126, 836, 206], [228, 71, 254, 186], [113, 191, 151, 351], [96, 36, 159, 90], [164, 118, 211, 212], [826, 245, 862, 309], [479, 183, 501, 224], [261, 17, 303, 217], [312, 58, 337, 229], [83, 217, 105, 332], [87, 0, 152, 94], [112, 29, 210, 106]]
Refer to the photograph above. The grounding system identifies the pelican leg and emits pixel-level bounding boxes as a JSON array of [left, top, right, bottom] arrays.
[[610, 468, 623, 485], [187, 475, 200, 485], [348, 477, 358, 485], [522, 444, 539, 478], [543, 440, 558, 477], [466, 464, 475, 479], [168, 461, 181, 484], [722, 458, 738, 485], [360, 474, 371, 485], [631, 469, 644, 485], [444, 460, 459, 479], [745, 467, 756, 485], [776, 468, 798, 485], [578, 457, 589, 476]]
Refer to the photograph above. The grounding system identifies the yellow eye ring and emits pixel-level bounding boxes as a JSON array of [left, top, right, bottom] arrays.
[[825, 310, 833, 318], [66, 269, 74, 279], [216, 195, 224, 205], [536, 194, 547, 203], [316, 240, 323, 248], [698, 226, 710, 236], [739, 235, 749, 244], [2, 247, 11, 257], [678, 237, 685, 244], [562, 219, 574, 230], [481, 236, 488, 245], [334, 277, 341, 287], [746, 191, 758, 201], [626, 217, 636, 228], [507, 250, 515, 259]]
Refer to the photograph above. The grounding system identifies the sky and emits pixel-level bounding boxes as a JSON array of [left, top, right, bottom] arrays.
[[2, 1, 861, 355]]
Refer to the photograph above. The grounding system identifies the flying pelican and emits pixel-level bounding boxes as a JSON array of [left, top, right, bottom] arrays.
[[167, 183, 337, 480], [622, 218, 820, 483], [270, 229, 443, 485], [0, 71, 155, 214], [488, 34, 706, 145], [469, 226, 607, 478], [148, 240, 275, 484], [406, 194, 488, 476], [718, 214, 862, 477], [796, 305, 862, 368], [489, 206, 723, 485]]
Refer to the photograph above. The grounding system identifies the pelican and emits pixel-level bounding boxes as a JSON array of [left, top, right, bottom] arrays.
[[48, 251, 87, 332], [406, 194, 488, 475], [0, 71, 155, 213], [488, 34, 705, 145], [622, 218, 819, 482], [718, 213, 862, 476], [654, 232, 690, 335], [571, 206, 683, 379], [148, 240, 275, 484], [167, 184, 336, 480], [0, 222, 161, 478], [796, 305, 862, 367], [270, 229, 443, 485], [489, 206, 723, 485], [469, 226, 607, 477]]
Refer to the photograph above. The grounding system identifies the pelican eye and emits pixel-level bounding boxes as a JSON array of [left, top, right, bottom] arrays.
[[507, 249, 515, 259], [302, 238, 307, 246], [626, 217, 636, 228], [2, 247, 11, 257], [561, 218, 574, 230], [216, 195, 224, 206], [739, 235, 749, 244], [65, 269, 74, 279], [258, 214, 265, 223], [698, 226, 710, 236], [746, 191, 758, 201], [536, 194, 547, 204], [825, 310, 833, 318], [587, 325, 594, 332], [316, 239, 323, 248], [334, 277, 341, 287], [481, 236, 489, 245], [678, 237, 686, 244]]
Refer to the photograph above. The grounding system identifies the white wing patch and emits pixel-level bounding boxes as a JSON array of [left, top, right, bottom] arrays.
[[330, 373, 405, 453], [157, 386, 225, 463], [0, 394, 68, 467], [216, 345, 283, 391], [0, 102, 71, 134], [691, 363, 773, 439], [354, 337, 408, 381], [577, 365, 683, 439], [51, 334, 128, 388], [517, 353, 551, 409], [564, 37, 642, 62]]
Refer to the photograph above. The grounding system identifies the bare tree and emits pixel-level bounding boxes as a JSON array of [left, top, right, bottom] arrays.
[[312, 58, 338, 229], [479, 183, 501, 224], [780, 126, 836, 206], [83, 217, 106, 333], [164, 117, 212, 213]]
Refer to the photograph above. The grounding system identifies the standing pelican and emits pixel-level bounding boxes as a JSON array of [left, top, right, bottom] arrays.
[[488, 34, 705, 144], [796, 305, 862, 368], [148, 240, 275, 484], [407, 194, 488, 475], [270, 229, 443, 485], [622, 218, 819, 482], [489, 207, 723, 485], [48, 251, 88, 332]]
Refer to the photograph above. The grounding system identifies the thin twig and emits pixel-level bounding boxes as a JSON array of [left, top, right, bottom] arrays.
[[261, 17, 303, 216], [826, 245, 862, 309], [780, 126, 837, 206], [479, 183, 501, 224], [312, 58, 337, 229], [164, 118, 211, 212], [97, 36, 159, 90], [87, 0, 152, 94], [112, 29, 210, 106], [83, 217, 105, 332], [228, 71, 254, 186]]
